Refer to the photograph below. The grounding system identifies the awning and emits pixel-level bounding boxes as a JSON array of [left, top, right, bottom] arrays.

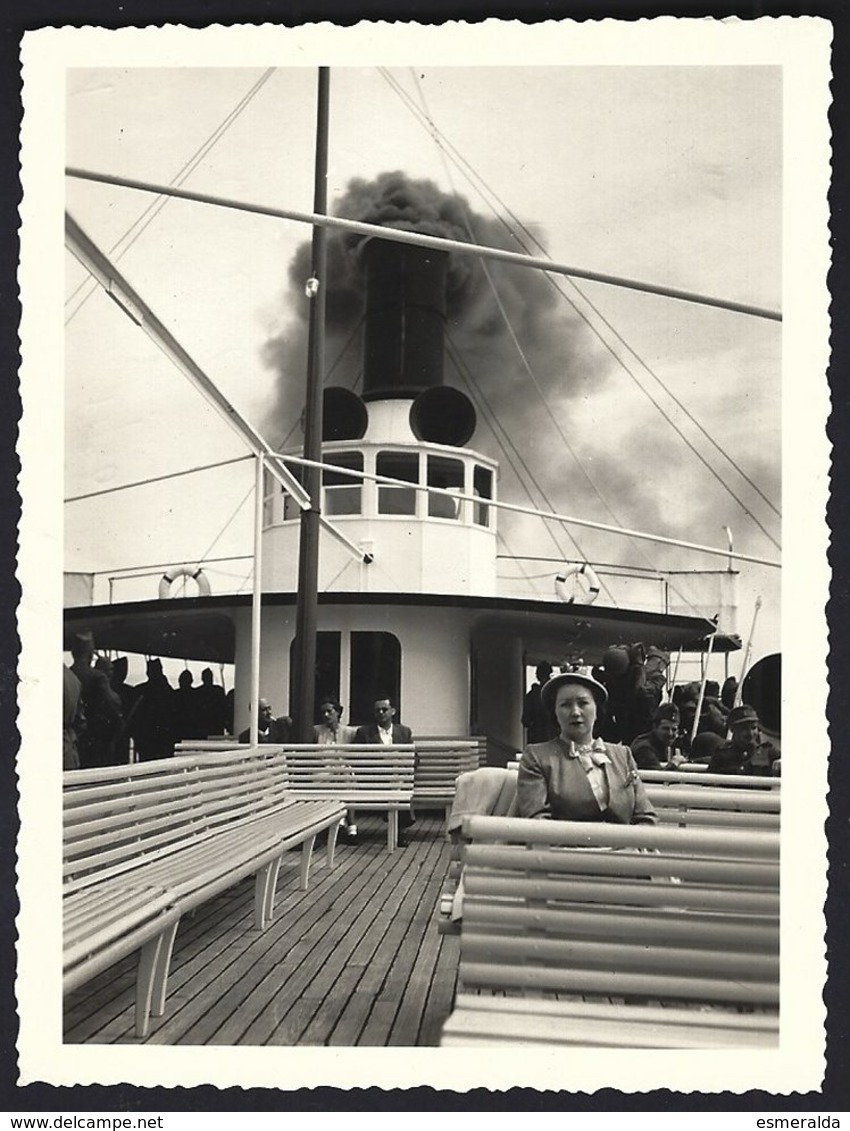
[[63, 591, 733, 665]]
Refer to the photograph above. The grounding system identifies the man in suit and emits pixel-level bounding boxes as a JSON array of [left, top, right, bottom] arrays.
[[354, 696, 415, 846], [238, 698, 292, 744]]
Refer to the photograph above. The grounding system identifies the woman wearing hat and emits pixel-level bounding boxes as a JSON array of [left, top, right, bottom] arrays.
[[517, 672, 656, 824]]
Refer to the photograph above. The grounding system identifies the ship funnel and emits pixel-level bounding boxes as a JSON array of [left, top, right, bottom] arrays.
[[359, 236, 476, 445], [361, 238, 448, 400]]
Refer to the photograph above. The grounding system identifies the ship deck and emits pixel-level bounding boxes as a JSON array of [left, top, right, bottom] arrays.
[[63, 812, 460, 1047]]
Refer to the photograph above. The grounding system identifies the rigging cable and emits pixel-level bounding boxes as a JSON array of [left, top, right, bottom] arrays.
[[270, 314, 366, 451], [380, 67, 781, 548], [446, 333, 619, 605], [64, 454, 254, 503], [405, 69, 721, 616], [391, 66, 780, 548], [196, 480, 256, 570], [66, 68, 277, 325], [413, 73, 686, 608], [409, 69, 620, 600]]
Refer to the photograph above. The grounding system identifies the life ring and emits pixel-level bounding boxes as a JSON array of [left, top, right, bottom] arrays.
[[554, 562, 600, 605], [158, 566, 212, 600]]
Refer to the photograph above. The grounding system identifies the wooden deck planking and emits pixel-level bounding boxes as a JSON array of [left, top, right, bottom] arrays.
[[67, 828, 387, 1045], [63, 838, 344, 1042], [169, 844, 387, 1045], [349, 835, 446, 994], [385, 867, 450, 1045], [267, 825, 451, 1045], [159, 831, 414, 1046], [259, 836, 433, 1044], [96, 843, 343, 1044], [345, 836, 451, 1046], [247, 833, 431, 1045], [417, 931, 460, 1047], [64, 813, 457, 1047]]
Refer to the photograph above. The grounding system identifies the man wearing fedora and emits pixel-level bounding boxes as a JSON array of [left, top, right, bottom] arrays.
[[707, 703, 781, 776]]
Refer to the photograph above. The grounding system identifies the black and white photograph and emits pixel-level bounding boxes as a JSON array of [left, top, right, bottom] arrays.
[[16, 17, 832, 1095]]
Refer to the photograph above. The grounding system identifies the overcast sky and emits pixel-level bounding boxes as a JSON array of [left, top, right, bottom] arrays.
[[63, 59, 785, 665]]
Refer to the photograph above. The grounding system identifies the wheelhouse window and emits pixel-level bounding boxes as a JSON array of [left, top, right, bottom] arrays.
[[473, 464, 493, 527], [323, 451, 363, 516], [427, 455, 464, 519], [262, 467, 275, 528], [282, 462, 306, 521], [377, 451, 419, 516]]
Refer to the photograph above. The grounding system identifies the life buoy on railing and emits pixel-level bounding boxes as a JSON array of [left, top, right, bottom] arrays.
[[554, 562, 601, 605], [158, 566, 212, 600]]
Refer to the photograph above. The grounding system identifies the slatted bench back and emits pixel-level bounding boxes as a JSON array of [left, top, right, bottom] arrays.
[[64, 745, 291, 891], [280, 744, 414, 798], [420, 735, 487, 764], [646, 783, 780, 831], [641, 769, 781, 789], [413, 740, 483, 805], [457, 815, 780, 1009], [174, 740, 248, 752]]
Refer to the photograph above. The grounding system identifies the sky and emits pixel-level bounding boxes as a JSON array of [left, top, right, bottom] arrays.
[[63, 60, 785, 677]]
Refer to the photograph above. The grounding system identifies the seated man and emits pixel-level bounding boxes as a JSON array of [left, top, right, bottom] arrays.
[[707, 703, 780, 776], [238, 698, 292, 744], [354, 696, 415, 847], [630, 703, 681, 770]]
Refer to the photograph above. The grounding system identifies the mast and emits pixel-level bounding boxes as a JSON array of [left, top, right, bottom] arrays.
[[291, 67, 330, 741]]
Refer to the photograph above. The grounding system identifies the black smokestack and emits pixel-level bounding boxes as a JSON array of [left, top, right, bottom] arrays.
[[361, 238, 449, 401]]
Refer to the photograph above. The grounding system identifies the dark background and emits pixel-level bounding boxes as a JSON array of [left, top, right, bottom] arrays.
[[1, 0, 846, 1113]]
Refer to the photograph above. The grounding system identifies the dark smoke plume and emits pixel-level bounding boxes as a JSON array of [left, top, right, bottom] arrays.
[[260, 171, 780, 575], [261, 170, 604, 441]]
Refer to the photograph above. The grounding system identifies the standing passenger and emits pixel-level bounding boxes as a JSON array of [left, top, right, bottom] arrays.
[[62, 665, 83, 770], [196, 668, 227, 736], [132, 659, 176, 761], [69, 633, 123, 768], [521, 662, 557, 743], [110, 656, 138, 764]]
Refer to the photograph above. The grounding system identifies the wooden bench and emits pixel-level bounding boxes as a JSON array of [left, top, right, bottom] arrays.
[[413, 739, 486, 820], [440, 814, 779, 1048], [64, 746, 346, 1038], [438, 766, 519, 936], [279, 744, 415, 852], [645, 783, 780, 831], [641, 768, 781, 789], [422, 734, 488, 767]]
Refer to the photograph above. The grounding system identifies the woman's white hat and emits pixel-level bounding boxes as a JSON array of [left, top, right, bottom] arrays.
[[541, 671, 608, 713]]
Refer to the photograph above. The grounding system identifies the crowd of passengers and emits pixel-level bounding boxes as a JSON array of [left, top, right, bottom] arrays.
[[63, 631, 235, 771], [519, 643, 779, 826], [65, 629, 779, 833]]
